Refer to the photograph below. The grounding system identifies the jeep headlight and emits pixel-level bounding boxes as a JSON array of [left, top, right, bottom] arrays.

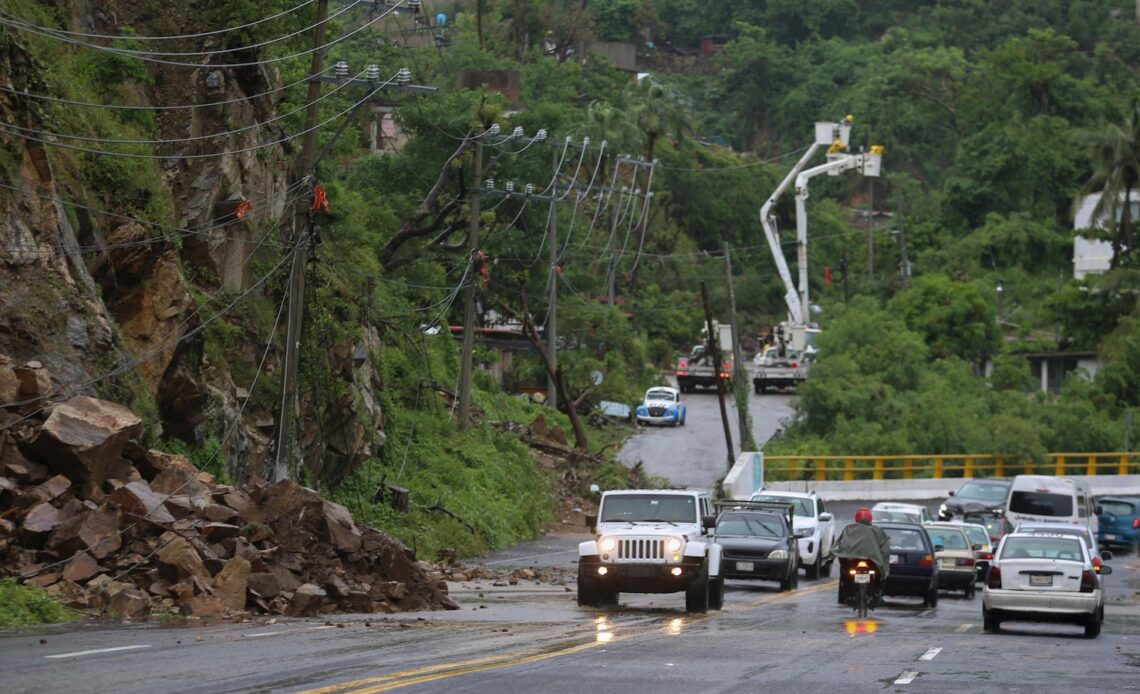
[[600, 537, 617, 553], [665, 537, 683, 553], [768, 549, 788, 559]]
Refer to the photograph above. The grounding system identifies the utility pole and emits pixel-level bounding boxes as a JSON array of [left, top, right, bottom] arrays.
[[702, 281, 735, 471], [897, 191, 910, 289], [724, 243, 755, 452], [457, 135, 483, 430], [274, 0, 329, 482], [866, 177, 875, 279], [547, 145, 559, 406]]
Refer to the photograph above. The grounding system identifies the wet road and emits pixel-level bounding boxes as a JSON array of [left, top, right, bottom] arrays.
[[5, 394, 1140, 691]]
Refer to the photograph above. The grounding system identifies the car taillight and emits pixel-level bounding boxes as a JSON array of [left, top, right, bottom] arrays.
[[918, 554, 933, 568], [955, 558, 975, 567], [1133, 517, 1140, 529], [987, 565, 1002, 589], [1080, 569, 1097, 593], [1092, 556, 1102, 573], [789, 362, 798, 368], [979, 552, 993, 561]]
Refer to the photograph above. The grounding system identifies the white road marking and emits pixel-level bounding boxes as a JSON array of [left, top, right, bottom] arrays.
[[919, 647, 942, 661], [45, 645, 152, 659], [244, 625, 337, 638], [955, 623, 972, 633], [894, 670, 920, 685]]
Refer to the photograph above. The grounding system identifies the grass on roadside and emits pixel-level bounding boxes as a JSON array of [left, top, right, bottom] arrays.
[[0, 578, 80, 627]]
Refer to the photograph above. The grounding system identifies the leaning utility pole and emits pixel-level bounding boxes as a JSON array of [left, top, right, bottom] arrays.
[[274, 0, 329, 482], [724, 243, 756, 452], [702, 281, 735, 470], [547, 145, 559, 406], [457, 135, 483, 430]]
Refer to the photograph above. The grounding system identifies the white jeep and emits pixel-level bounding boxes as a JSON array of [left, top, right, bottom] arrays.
[[579, 489, 723, 613], [749, 490, 835, 579]]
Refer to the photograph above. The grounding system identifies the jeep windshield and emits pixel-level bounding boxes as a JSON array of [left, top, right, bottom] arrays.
[[600, 494, 697, 523]]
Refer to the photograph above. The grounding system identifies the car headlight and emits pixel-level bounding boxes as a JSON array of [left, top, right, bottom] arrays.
[[665, 537, 683, 553], [768, 549, 788, 559], [600, 537, 617, 553]]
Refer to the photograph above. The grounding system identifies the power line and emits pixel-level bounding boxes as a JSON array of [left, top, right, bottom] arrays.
[[0, 0, 315, 42], [0, 1, 406, 69]]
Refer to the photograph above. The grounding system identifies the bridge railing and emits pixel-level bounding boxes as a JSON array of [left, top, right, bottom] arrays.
[[763, 452, 1140, 482]]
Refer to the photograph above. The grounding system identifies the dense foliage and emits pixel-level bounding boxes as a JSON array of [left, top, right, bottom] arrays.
[[6, 0, 1140, 561]]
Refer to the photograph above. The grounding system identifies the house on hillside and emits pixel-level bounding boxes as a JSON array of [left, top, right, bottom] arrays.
[[1073, 191, 1140, 278]]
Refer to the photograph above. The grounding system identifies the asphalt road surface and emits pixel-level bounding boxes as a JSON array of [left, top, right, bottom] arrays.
[[5, 393, 1140, 692]]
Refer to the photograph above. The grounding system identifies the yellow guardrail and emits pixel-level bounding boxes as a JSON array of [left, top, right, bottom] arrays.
[[763, 452, 1140, 482]]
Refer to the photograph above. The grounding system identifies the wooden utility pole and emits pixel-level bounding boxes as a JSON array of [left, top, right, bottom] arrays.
[[457, 136, 483, 430], [701, 281, 735, 470], [897, 191, 910, 289], [274, 0, 329, 482], [866, 177, 875, 278], [547, 146, 559, 406], [724, 243, 756, 451]]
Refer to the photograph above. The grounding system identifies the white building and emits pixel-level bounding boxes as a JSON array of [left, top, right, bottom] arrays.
[[1073, 192, 1139, 278]]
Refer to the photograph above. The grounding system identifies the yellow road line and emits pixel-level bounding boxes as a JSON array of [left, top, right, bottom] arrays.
[[301, 579, 838, 694]]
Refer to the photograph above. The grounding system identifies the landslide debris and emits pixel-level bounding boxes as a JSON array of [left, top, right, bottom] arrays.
[[1, 394, 459, 622]]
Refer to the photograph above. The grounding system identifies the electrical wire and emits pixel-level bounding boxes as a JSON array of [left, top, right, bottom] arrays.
[[0, 0, 315, 42], [0, 1, 405, 69], [0, 2, 365, 58], [0, 64, 333, 111], [0, 70, 407, 159], [1, 67, 370, 146]]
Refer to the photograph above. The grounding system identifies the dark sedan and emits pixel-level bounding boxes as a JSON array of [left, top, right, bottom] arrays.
[[879, 522, 940, 607], [715, 508, 800, 591], [939, 478, 1011, 521]]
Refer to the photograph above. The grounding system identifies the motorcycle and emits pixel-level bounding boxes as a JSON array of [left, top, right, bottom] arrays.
[[838, 558, 880, 618]]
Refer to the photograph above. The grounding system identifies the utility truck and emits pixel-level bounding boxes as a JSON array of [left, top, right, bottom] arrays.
[[675, 321, 733, 393], [758, 118, 883, 375]]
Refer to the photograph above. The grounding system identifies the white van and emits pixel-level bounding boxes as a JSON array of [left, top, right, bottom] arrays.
[[1004, 475, 1098, 535]]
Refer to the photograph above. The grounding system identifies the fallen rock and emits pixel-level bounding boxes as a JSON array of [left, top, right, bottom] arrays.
[[286, 583, 326, 617], [211, 557, 251, 612], [31, 396, 142, 494], [155, 534, 207, 581], [108, 480, 176, 524], [62, 551, 103, 583], [46, 506, 123, 559], [30, 474, 72, 503]]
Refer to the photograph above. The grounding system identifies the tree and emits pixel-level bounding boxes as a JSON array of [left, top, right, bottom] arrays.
[[888, 274, 1001, 361], [1076, 98, 1140, 268]]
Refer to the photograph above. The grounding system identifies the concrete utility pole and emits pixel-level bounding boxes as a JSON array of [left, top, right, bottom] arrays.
[[547, 145, 559, 406], [457, 136, 483, 430], [724, 242, 756, 451], [866, 177, 875, 278], [897, 191, 910, 289], [702, 281, 735, 470], [274, 0, 329, 482]]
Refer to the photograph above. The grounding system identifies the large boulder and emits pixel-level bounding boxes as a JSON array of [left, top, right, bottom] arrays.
[[32, 396, 142, 495], [211, 556, 250, 612], [108, 480, 176, 524]]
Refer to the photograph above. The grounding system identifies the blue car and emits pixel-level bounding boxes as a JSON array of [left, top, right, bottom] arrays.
[[1098, 496, 1140, 553], [878, 522, 940, 607], [635, 386, 686, 427]]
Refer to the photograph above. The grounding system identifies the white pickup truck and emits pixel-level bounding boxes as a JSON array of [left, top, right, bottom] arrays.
[[748, 490, 836, 578], [579, 489, 723, 613]]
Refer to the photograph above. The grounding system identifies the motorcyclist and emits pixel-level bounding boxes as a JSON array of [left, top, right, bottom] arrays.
[[834, 507, 892, 605]]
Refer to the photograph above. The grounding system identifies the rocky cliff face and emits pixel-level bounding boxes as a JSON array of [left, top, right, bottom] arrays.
[[0, 2, 383, 485]]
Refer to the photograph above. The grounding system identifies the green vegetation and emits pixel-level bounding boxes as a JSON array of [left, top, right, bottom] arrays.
[[0, 578, 79, 627], [6, 1, 1140, 559]]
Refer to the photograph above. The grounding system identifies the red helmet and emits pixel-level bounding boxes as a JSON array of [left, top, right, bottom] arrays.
[[855, 507, 873, 524]]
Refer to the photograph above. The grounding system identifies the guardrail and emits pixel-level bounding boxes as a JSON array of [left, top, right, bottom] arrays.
[[763, 452, 1140, 482]]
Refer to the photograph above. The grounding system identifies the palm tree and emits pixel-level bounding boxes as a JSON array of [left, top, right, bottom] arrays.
[[1077, 98, 1140, 268]]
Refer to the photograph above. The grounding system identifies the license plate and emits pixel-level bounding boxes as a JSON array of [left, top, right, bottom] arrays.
[[1029, 575, 1052, 587], [854, 573, 871, 584], [889, 554, 899, 564], [1105, 534, 1117, 540], [736, 561, 754, 572]]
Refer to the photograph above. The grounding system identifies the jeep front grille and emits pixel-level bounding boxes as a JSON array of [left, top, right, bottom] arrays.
[[616, 538, 667, 562]]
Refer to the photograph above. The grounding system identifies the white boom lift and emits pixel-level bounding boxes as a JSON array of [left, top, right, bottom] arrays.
[[759, 118, 883, 352]]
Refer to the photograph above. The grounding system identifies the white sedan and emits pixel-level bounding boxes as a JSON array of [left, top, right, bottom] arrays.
[[982, 531, 1112, 638]]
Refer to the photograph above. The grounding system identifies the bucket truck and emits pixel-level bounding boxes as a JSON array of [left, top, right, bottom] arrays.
[[753, 118, 883, 393]]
